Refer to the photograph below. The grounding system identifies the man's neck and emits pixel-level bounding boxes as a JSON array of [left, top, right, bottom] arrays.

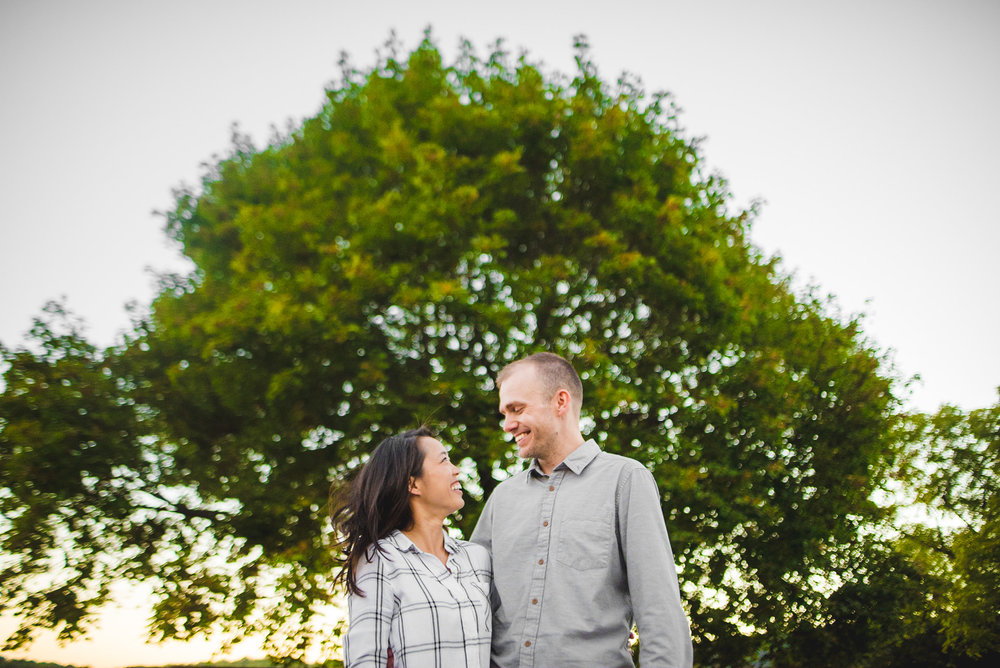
[[536, 436, 586, 475]]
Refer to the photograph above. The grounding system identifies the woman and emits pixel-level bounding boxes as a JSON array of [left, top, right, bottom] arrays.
[[331, 426, 491, 668]]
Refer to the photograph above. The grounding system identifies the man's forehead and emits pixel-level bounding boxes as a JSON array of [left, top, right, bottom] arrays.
[[498, 369, 526, 393], [499, 362, 539, 388], [498, 371, 541, 406]]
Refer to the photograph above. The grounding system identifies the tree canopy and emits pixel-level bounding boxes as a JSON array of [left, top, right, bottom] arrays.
[[5, 34, 990, 665], [894, 401, 1000, 661]]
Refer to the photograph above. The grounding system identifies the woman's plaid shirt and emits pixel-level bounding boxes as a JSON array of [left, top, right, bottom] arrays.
[[344, 529, 492, 668]]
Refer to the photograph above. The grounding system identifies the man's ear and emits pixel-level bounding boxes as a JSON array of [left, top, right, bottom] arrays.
[[554, 389, 572, 416]]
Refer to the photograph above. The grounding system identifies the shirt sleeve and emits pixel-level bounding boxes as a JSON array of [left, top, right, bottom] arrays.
[[470, 492, 494, 552], [470, 493, 501, 612], [618, 465, 694, 668], [344, 551, 396, 668]]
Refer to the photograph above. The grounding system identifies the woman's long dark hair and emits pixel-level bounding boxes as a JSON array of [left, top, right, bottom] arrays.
[[330, 426, 431, 596]]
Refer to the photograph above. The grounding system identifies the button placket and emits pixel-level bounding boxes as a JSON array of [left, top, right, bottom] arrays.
[[440, 551, 484, 666], [519, 470, 563, 666]]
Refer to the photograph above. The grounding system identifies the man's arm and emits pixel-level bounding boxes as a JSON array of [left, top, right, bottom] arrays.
[[470, 492, 493, 552], [470, 493, 502, 614], [618, 465, 694, 668]]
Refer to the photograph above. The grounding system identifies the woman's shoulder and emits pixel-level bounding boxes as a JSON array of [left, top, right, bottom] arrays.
[[453, 538, 491, 571], [350, 539, 406, 601], [356, 532, 407, 575]]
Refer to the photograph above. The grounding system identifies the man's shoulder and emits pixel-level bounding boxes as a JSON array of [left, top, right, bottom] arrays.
[[490, 468, 532, 494], [592, 449, 652, 476]]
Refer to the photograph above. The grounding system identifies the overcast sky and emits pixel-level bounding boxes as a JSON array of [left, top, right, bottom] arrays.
[[1, 1, 998, 666]]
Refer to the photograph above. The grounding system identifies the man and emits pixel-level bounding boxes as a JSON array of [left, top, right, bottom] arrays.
[[471, 352, 693, 668]]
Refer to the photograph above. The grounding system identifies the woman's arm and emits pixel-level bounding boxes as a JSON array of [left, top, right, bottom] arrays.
[[344, 553, 396, 668]]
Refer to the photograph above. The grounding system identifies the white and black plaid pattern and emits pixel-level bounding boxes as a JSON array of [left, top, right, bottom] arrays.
[[344, 529, 492, 668]]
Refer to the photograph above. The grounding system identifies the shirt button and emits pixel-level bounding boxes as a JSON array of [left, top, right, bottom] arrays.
[[538, 559, 544, 564], [549, 485, 555, 491], [525, 641, 532, 647], [532, 598, 538, 604], [543, 520, 548, 526]]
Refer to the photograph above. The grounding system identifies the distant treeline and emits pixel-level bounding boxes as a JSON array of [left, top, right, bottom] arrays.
[[0, 658, 291, 668], [0, 658, 85, 668]]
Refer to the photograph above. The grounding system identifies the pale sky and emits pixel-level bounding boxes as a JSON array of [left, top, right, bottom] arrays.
[[1, 1, 998, 666]]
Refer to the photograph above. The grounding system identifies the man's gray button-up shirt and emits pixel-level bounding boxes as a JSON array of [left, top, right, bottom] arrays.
[[471, 439, 693, 668]]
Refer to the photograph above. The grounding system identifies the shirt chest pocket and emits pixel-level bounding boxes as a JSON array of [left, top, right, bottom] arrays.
[[555, 518, 613, 571]]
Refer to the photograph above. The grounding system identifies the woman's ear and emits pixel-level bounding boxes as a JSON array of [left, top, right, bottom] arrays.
[[408, 476, 421, 496]]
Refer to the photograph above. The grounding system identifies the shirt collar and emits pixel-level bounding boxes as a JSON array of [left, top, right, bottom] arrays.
[[527, 438, 601, 479], [386, 528, 459, 555]]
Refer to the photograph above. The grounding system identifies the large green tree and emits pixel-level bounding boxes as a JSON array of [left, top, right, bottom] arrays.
[[776, 397, 1000, 667], [896, 399, 1000, 661], [2, 36, 900, 664]]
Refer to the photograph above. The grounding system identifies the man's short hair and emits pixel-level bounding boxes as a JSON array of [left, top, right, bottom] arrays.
[[497, 352, 583, 407]]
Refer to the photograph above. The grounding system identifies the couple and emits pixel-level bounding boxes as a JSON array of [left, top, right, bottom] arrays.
[[332, 353, 694, 668]]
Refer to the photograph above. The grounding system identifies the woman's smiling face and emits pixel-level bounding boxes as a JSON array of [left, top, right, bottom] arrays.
[[410, 436, 464, 515]]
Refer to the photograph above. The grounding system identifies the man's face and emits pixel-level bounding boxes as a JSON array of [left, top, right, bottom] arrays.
[[498, 364, 559, 461]]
